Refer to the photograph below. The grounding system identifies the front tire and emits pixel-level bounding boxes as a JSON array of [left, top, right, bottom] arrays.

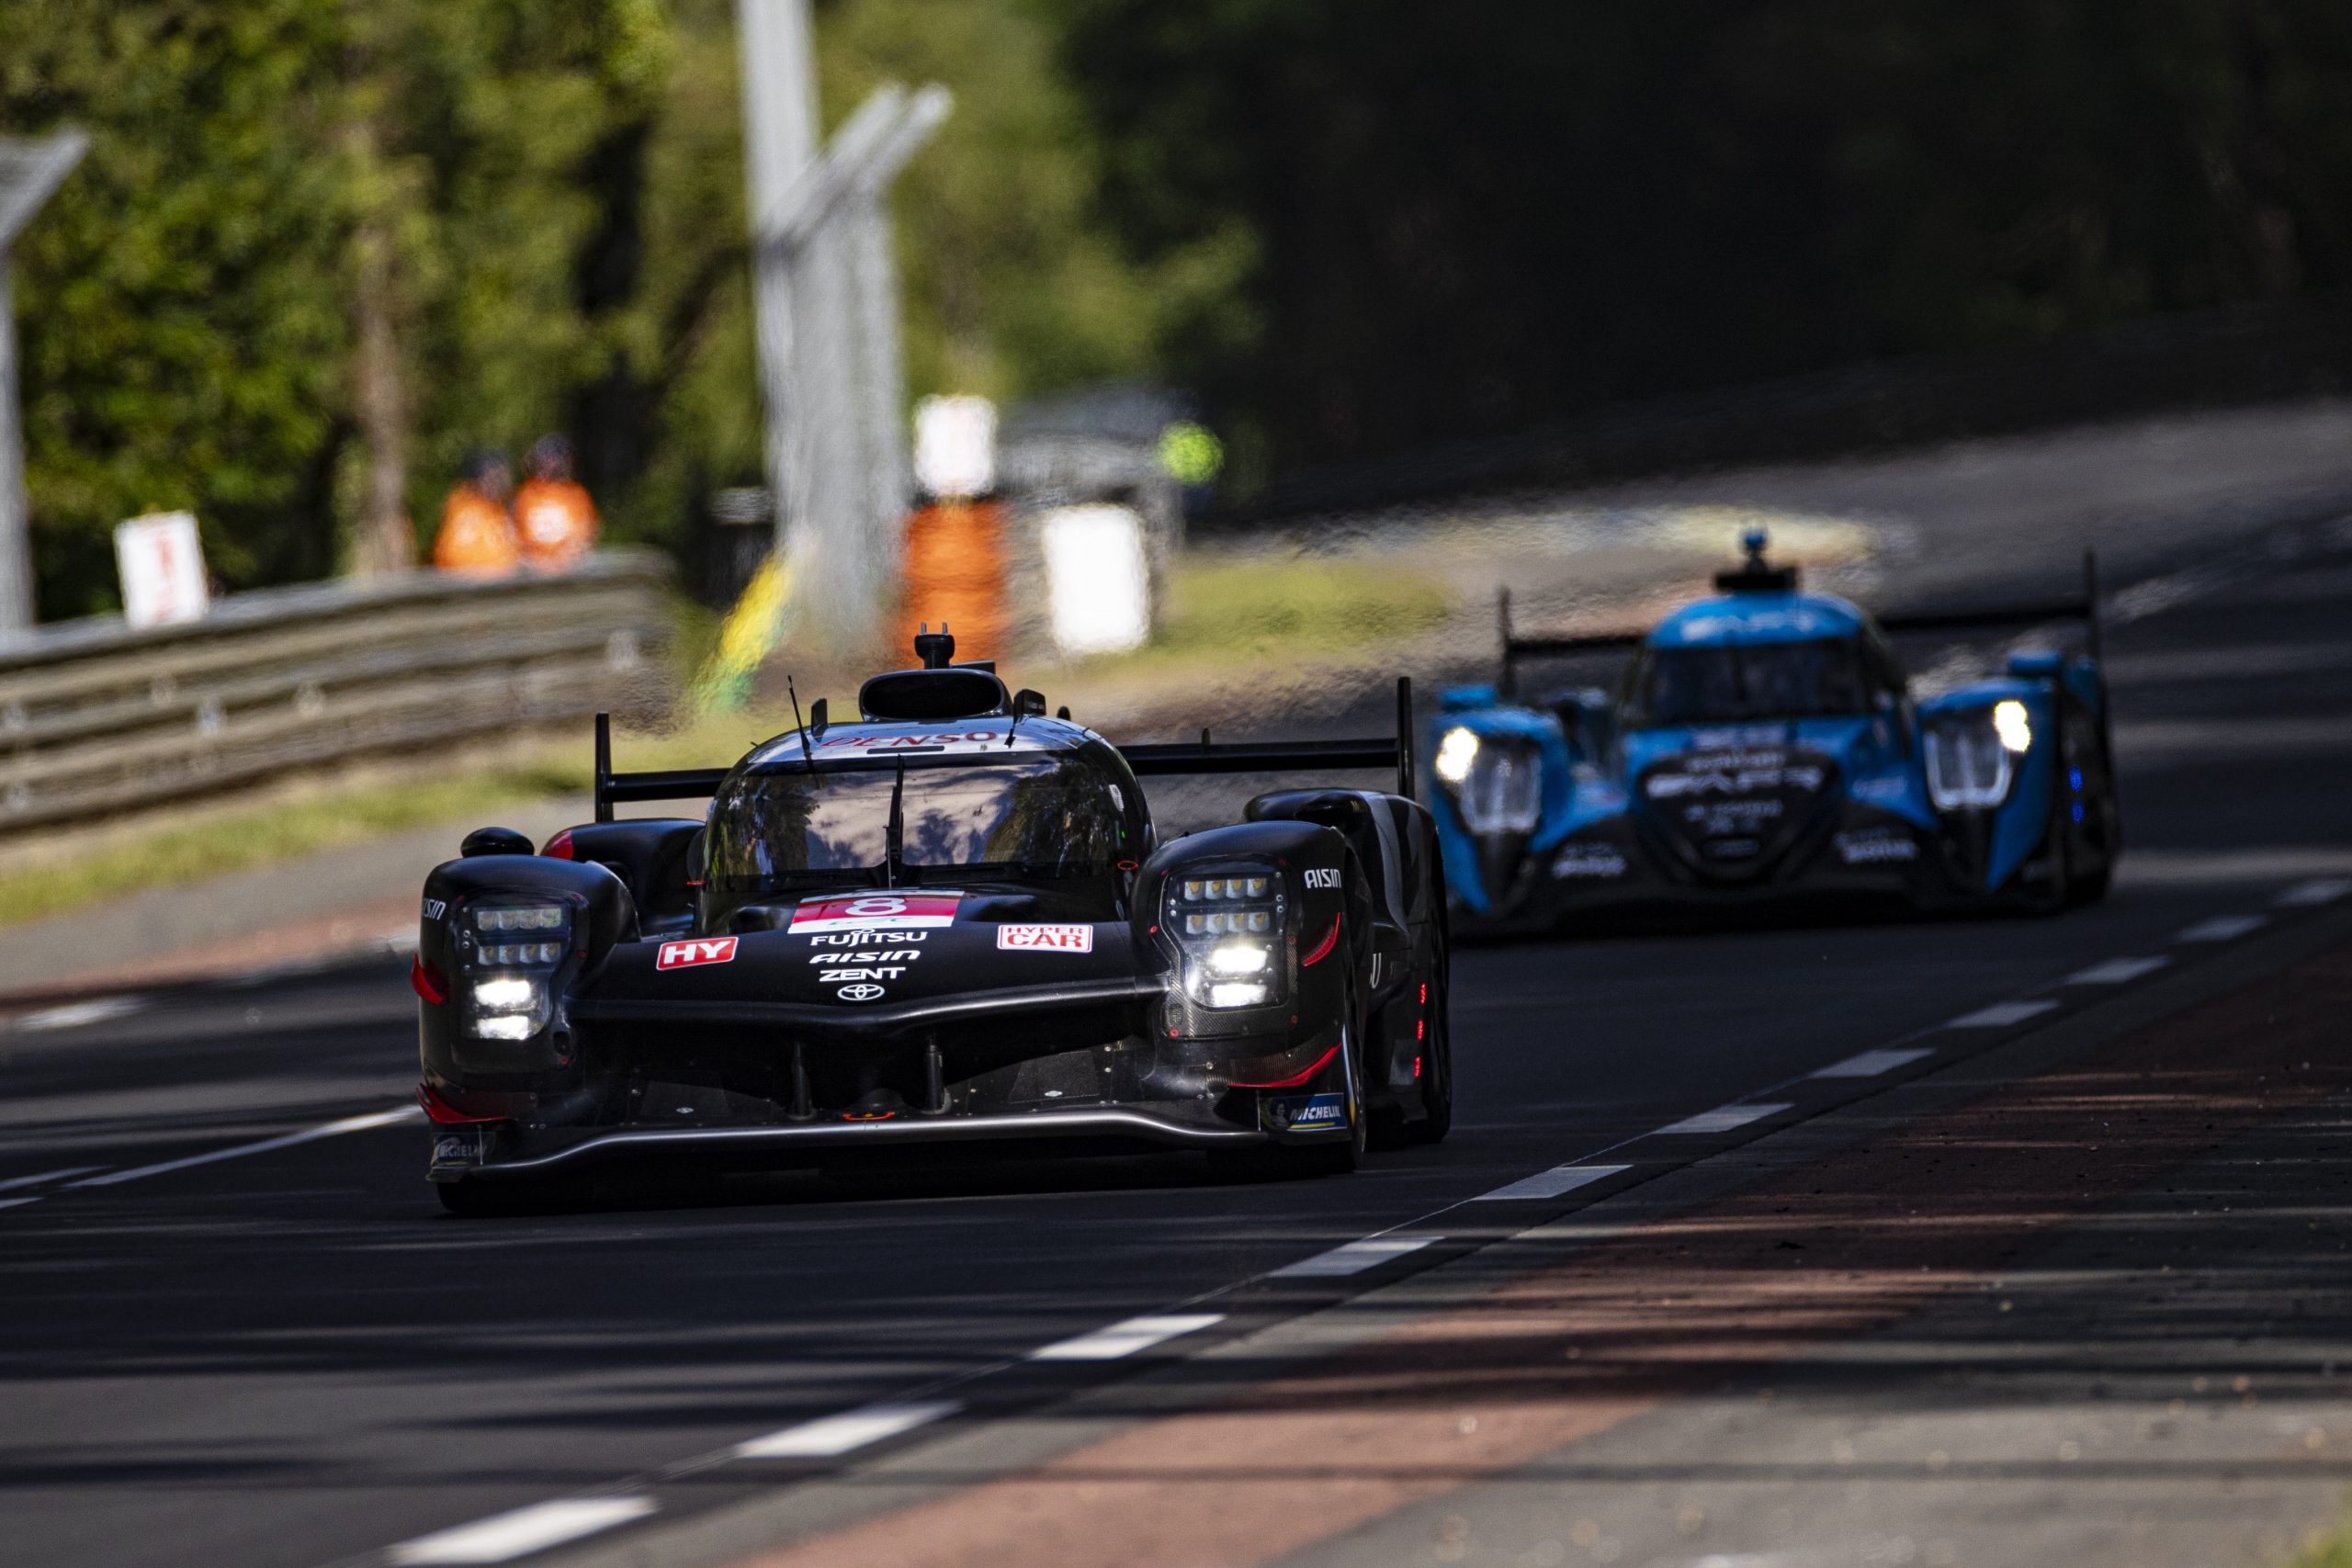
[[1209, 976, 1368, 1180]]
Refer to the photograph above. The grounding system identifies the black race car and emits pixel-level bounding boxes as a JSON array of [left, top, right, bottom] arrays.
[[413, 630, 1452, 1213]]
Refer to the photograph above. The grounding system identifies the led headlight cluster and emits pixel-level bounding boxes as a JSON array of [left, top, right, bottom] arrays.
[[458, 900, 572, 1041], [1166, 866, 1286, 1010], [1923, 699, 2031, 811]]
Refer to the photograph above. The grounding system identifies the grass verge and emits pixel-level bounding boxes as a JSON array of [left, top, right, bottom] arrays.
[[1094, 553, 1453, 675], [2284, 1518, 2352, 1568], [0, 761, 589, 929]]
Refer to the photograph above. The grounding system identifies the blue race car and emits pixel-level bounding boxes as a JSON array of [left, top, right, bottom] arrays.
[[1427, 530, 2121, 932]]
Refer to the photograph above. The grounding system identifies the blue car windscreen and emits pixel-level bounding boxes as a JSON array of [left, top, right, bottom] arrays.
[[1633, 638, 1868, 728]]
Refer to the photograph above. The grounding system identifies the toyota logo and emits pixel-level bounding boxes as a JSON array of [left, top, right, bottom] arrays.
[[836, 983, 886, 1002]]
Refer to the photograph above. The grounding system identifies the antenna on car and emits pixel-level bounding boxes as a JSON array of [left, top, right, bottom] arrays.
[[786, 676, 818, 775], [913, 620, 956, 670], [1714, 525, 1798, 592]]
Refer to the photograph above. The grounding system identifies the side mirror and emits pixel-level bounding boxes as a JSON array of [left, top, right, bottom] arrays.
[[460, 825, 535, 857], [808, 696, 828, 735], [1012, 688, 1048, 718]]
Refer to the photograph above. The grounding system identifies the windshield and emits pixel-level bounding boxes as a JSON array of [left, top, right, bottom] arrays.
[[1630, 638, 1867, 727], [705, 755, 1139, 900]]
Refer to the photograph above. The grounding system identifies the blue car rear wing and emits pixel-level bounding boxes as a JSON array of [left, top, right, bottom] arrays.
[[590, 677, 1418, 821], [1497, 548, 2102, 696]]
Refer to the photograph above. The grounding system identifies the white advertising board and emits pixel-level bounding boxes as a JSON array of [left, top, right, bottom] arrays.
[[1041, 503, 1149, 656], [114, 511, 209, 629], [912, 395, 997, 502]]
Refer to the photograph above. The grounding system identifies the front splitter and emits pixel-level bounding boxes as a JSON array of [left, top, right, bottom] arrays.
[[436, 1107, 1268, 1182]]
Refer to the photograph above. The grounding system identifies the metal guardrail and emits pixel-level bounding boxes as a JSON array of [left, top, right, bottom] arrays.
[[0, 550, 673, 833]]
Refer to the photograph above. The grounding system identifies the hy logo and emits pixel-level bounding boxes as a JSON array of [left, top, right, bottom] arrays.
[[657, 938, 738, 970], [836, 983, 886, 1002]]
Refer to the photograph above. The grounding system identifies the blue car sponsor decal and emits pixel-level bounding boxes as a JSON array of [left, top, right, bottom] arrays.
[[1261, 1091, 1349, 1133]]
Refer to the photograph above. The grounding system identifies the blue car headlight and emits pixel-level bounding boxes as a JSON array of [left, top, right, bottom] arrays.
[[1438, 731, 1542, 834], [1923, 700, 2031, 810]]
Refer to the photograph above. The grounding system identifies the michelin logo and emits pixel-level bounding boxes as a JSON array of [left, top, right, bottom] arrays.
[[1262, 1091, 1348, 1132], [1552, 844, 1628, 879], [1835, 829, 1918, 864]]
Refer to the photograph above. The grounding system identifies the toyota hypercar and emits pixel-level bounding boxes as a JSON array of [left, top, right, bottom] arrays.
[[414, 630, 1452, 1212], [1429, 531, 2122, 932]]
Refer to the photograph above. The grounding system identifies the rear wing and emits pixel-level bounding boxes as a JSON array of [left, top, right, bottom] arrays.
[[590, 676, 1419, 822], [1498, 589, 1642, 698], [1875, 548, 2103, 660], [1495, 547, 2105, 696]]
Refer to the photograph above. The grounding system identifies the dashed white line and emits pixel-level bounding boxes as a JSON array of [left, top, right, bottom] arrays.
[[2277, 879, 2351, 908], [1472, 1163, 1630, 1202], [2177, 914, 2267, 943], [2067, 955, 2169, 986], [1655, 1103, 1792, 1136], [387, 1496, 656, 1564], [1947, 999, 2060, 1029], [64, 1106, 421, 1190], [0, 1166, 104, 1193], [12, 997, 145, 1032], [1809, 1048, 1934, 1079], [1029, 1314, 1226, 1361], [734, 1400, 961, 1460], [1270, 1236, 1440, 1277]]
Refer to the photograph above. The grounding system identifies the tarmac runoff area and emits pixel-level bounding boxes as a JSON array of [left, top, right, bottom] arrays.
[[525, 907, 2352, 1568]]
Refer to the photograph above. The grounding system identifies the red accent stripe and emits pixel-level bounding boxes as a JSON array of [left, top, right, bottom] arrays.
[[1300, 914, 1341, 967], [416, 1082, 504, 1124], [1230, 1041, 1342, 1090], [409, 954, 447, 1004]]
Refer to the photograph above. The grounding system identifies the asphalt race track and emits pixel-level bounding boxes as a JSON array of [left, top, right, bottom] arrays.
[[4, 511, 2352, 1568]]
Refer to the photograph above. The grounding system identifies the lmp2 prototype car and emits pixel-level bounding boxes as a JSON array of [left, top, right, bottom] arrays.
[[413, 630, 1451, 1213], [1428, 531, 2122, 932]]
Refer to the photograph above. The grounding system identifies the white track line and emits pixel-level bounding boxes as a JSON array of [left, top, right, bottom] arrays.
[[1270, 1236, 1440, 1277], [2277, 879, 2351, 908], [1029, 1314, 1225, 1361], [12, 997, 145, 1032], [65, 1106, 420, 1190], [0, 1197, 42, 1211], [1654, 1103, 1791, 1136], [1809, 1047, 1934, 1079], [734, 1401, 961, 1460], [2177, 914, 2267, 942], [2067, 955, 2169, 986], [388, 1497, 656, 1564], [1473, 1163, 1630, 1202], [1947, 999, 2060, 1028], [0, 1166, 104, 1193]]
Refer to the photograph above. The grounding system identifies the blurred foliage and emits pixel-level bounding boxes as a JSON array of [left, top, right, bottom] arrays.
[[14, 0, 2352, 612], [1043, 0, 2352, 481], [0, 0, 1190, 617]]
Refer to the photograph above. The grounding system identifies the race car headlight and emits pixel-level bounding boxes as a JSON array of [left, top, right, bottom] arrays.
[[1164, 863, 1287, 1010], [1443, 735, 1542, 834], [1992, 698, 2032, 753], [1434, 727, 1479, 784], [458, 900, 572, 1040], [1923, 711, 2016, 810]]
